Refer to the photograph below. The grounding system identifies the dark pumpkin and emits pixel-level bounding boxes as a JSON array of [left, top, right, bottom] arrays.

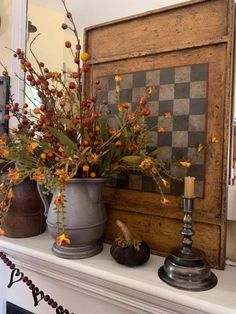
[[110, 240, 150, 267]]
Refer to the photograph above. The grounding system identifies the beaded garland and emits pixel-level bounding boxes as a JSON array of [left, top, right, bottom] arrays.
[[0, 251, 75, 314]]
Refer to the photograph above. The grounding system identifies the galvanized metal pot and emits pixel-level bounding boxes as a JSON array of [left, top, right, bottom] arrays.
[[37, 178, 107, 259]]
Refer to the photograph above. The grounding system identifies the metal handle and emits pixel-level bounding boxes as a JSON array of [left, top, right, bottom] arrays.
[[36, 183, 50, 216]]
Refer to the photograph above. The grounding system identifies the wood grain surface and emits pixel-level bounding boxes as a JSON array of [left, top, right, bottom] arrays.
[[85, 0, 235, 269]]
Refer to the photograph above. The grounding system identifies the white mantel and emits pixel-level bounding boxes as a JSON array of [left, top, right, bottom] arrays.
[[0, 233, 236, 314]]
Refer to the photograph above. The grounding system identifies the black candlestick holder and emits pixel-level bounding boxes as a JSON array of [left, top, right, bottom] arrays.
[[158, 196, 217, 291]]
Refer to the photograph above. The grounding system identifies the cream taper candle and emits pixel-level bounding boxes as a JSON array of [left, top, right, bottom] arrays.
[[184, 176, 195, 198]]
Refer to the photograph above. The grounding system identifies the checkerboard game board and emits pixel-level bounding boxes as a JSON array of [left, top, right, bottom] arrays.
[[98, 64, 208, 198]]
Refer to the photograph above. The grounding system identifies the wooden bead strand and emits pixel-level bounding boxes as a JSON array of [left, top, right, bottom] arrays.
[[0, 251, 75, 314]]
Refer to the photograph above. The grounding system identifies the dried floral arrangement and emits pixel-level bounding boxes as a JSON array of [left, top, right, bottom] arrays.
[[0, 0, 191, 244]]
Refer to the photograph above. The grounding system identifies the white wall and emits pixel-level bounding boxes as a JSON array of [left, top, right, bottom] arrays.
[[30, 0, 189, 37], [0, 0, 12, 71], [25, 3, 65, 105], [27, 4, 64, 71], [27, 0, 189, 75]]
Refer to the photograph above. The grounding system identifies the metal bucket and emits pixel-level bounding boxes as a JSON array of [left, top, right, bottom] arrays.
[[38, 178, 107, 259], [3, 178, 46, 238]]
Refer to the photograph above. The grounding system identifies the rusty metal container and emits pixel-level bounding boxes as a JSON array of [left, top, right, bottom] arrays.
[[3, 178, 46, 238]]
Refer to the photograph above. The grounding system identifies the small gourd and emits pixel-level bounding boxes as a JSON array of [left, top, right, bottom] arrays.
[[110, 220, 150, 267]]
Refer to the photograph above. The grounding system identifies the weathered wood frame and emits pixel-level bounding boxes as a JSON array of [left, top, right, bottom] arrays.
[[84, 0, 235, 269]]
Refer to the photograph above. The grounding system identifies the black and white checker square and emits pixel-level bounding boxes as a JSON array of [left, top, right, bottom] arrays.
[[99, 63, 208, 198]]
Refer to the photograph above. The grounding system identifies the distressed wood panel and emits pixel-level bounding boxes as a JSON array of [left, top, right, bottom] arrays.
[[85, 0, 235, 269], [103, 206, 221, 267], [96, 46, 226, 215], [86, 0, 229, 62]]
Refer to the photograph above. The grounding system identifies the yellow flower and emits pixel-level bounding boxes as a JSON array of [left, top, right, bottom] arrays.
[[8, 169, 20, 184], [118, 103, 125, 112], [161, 178, 170, 188], [133, 124, 141, 132], [51, 72, 62, 80], [161, 197, 170, 205], [180, 160, 192, 168], [158, 126, 165, 133], [139, 158, 153, 170], [115, 75, 122, 82], [128, 113, 136, 122], [54, 192, 63, 205], [118, 103, 130, 112], [26, 142, 39, 153], [0, 147, 9, 158], [164, 112, 172, 119], [90, 153, 99, 164], [0, 202, 8, 212], [211, 136, 219, 143], [7, 188, 14, 199], [90, 172, 97, 178], [32, 168, 45, 183], [0, 136, 6, 145], [56, 233, 71, 246], [146, 86, 157, 94], [55, 169, 70, 181], [128, 143, 137, 152], [108, 128, 118, 136], [196, 143, 205, 153], [122, 103, 130, 109], [151, 167, 159, 175], [0, 228, 5, 236]]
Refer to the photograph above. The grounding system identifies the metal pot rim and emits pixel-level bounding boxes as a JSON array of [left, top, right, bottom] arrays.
[[68, 178, 107, 183]]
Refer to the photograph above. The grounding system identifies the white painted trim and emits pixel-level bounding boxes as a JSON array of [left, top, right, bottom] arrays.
[[10, 0, 28, 128], [2, 251, 194, 314], [227, 185, 236, 220], [1, 233, 236, 314], [226, 259, 236, 267]]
